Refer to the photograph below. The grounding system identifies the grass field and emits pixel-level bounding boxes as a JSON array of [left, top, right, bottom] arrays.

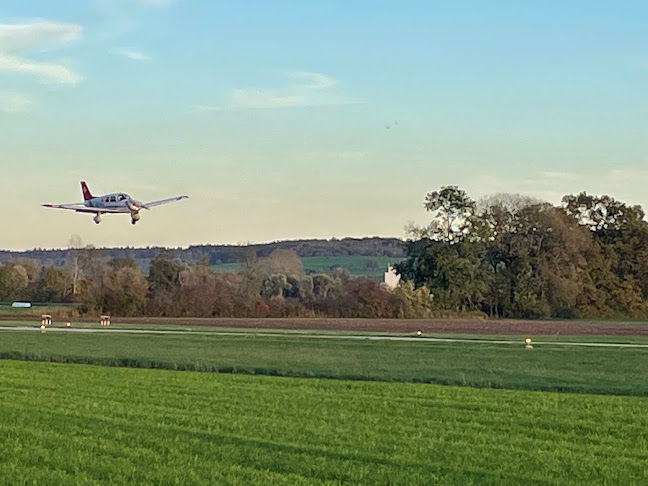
[[1, 360, 647, 485], [297, 256, 403, 277], [0, 303, 76, 318], [210, 255, 404, 277], [2, 320, 647, 484], [1, 328, 648, 395]]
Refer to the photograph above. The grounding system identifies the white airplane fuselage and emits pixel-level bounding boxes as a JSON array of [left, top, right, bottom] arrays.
[[83, 193, 147, 224], [84, 193, 143, 211], [42, 181, 187, 225]]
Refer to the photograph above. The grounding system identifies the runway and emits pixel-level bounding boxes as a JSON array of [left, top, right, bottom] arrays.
[[2, 325, 648, 348]]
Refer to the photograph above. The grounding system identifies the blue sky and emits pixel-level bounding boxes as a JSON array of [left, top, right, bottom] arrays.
[[1, 0, 646, 250]]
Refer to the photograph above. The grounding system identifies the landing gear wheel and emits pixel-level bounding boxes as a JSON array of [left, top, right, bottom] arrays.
[[93, 214, 102, 224]]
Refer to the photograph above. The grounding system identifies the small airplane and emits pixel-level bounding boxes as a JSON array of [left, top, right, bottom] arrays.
[[42, 181, 188, 225]]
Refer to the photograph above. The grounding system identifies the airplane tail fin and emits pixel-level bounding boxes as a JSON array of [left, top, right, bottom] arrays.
[[80, 181, 94, 201]]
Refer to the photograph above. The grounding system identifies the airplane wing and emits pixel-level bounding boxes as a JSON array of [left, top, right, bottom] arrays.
[[143, 195, 188, 208], [41, 204, 127, 214]]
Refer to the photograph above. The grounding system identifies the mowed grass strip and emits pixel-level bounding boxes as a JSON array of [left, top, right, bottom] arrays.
[[1, 331, 648, 395], [1, 360, 647, 485]]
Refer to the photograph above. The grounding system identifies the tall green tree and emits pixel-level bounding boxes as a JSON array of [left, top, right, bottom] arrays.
[[148, 252, 184, 294], [33, 266, 72, 303], [410, 186, 476, 242], [103, 267, 148, 315], [0, 265, 29, 301], [564, 192, 648, 305], [396, 186, 648, 319], [395, 239, 487, 313]]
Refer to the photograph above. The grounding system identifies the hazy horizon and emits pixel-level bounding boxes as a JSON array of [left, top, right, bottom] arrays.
[[1, 234, 406, 253], [2, 1, 646, 251]]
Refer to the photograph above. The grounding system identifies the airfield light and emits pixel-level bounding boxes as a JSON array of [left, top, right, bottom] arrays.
[[525, 337, 533, 349], [416, 329, 423, 337], [66, 322, 71, 328], [40, 325, 46, 332]]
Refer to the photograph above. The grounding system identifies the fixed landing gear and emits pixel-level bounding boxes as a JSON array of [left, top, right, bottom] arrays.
[[92, 212, 141, 224]]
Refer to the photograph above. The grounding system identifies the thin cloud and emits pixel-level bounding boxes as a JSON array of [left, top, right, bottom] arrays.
[[0, 91, 32, 113], [0, 53, 82, 84], [0, 20, 83, 84], [194, 71, 363, 112], [0, 20, 81, 51], [288, 71, 337, 90], [231, 89, 305, 109], [110, 47, 151, 61], [188, 104, 224, 113]]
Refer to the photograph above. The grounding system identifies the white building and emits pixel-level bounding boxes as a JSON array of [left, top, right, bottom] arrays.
[[384, 265, 401, 289]]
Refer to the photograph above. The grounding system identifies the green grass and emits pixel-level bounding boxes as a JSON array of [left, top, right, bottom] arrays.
[[0, 303, 76, 317], [210, 255, 404, 277], [208, 261, 244, 272], [1, 329, 648, 395], [300, 255, 403, 277], [1, 360, 647, 485]]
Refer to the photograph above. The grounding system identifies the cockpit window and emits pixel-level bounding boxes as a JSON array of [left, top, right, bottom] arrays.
[[118, 194, 127, 201]]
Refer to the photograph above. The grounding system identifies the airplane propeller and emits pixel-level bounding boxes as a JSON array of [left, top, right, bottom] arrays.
[[126, 199, 150, 212]]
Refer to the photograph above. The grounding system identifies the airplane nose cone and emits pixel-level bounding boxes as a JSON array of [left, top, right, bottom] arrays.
[[127, 199, 141, 211], [132, 199, 150, 210]]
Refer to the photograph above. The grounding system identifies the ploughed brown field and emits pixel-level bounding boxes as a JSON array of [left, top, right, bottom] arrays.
[[4, 315, 648, 335]]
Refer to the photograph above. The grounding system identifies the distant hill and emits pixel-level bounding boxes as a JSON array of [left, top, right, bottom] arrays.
[[0, 237, 406, 271]]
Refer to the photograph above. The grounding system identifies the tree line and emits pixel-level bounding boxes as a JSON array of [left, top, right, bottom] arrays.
[[0, 237, 405, 269], [3, 186, 645, 320], [394, 187, 648, 319], [0, 249, 433, 319]]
